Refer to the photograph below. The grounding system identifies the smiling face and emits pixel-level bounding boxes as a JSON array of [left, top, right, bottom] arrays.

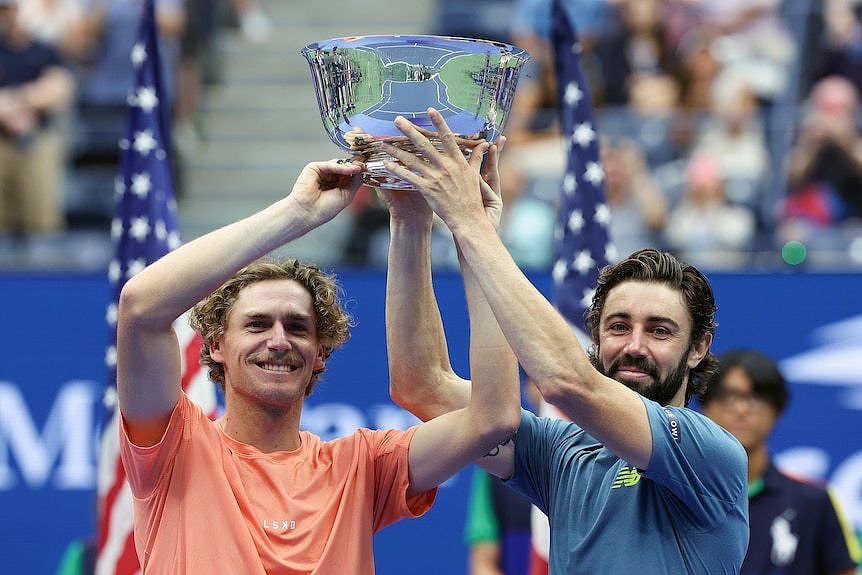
[[594, 281, 709, 406], [210, 279, 326, 411]]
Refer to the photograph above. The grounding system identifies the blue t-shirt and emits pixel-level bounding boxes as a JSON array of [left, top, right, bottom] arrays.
[[507, 398, 749, 573]]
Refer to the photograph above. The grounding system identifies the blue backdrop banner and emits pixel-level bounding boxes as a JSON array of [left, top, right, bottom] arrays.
[[1, 269, 861, 574]]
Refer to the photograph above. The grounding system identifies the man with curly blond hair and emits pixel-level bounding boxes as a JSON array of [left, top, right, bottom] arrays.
[[116, 157, 520, 574]]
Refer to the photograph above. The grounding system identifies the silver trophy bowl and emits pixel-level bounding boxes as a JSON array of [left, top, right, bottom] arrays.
[[301, 35, 530, 189]]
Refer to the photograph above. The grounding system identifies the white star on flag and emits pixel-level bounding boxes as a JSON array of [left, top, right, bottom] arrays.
[[567, 209, 585, 233], [126, 257, 148, 278], [562, 173, 576, 195], [595, 203, 612, 226], [133, 130, 158, 155], [108, 260, 122, 283], [564, 82, 583, 107], [580, 287, 596, 310], [584, 161, 604, 186], [130, 42, 147, 67], [106, 303, 118, 326], [572, 122, 596, 148], [129, 216, 151, 241], [132, 86, 159, 113], [552, 259, 569, 285], [572, 250, 595, 275], [130, 172, 152, 198]]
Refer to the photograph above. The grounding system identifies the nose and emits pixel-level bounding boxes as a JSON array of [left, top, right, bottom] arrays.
[[622, 327, 648, 357], [267, 323, 291, 350]]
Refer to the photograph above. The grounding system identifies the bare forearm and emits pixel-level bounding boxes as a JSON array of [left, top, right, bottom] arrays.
[[120, 196, 310, 328], [452, 217, 593, 401], [386, 217, 469, 419], [20, 67, 75, 113], [462, 250, 519, 437]]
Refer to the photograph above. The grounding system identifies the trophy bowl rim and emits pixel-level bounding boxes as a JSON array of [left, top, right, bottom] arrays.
[[299, 34, 529, 60]]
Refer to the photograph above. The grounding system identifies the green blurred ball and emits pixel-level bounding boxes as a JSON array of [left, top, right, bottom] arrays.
[[781, 241, 807, 265]]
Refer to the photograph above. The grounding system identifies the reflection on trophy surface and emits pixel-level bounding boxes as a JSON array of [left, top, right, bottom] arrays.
[[301, 35, 529, 189]]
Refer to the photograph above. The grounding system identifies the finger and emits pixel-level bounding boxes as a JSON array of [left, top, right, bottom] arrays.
[[381, 141, 428, 177], [319, 158, 365, 175], [479, 177, 501, 202], [393, 116, 442, 166], [427, 107, 465, 160], [469, 142, 490, 172], [495, 135, 507, 155], [382, 159, 424, 189]]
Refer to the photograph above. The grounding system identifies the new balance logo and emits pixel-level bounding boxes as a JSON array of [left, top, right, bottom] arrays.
[[611, 466, 641, 488]]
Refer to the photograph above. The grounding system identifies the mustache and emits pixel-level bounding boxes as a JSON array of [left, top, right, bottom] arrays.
[[607, 354, 658, 379], [247, 351, 305, 366]]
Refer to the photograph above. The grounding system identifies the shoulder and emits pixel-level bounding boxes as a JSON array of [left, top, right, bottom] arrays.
[[324, 426, 415, 455], [645, 400, 747, 467]]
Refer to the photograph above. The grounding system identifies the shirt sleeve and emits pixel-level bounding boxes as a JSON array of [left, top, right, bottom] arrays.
[[641, 397, 749, 530], [363, 425, 437, 531], [506, 409, 574, 515], [118, 394, 190, 499]]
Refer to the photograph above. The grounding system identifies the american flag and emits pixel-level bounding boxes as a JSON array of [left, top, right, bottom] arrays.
[[96, 1, 216, 573], [530, 0, 616, 572]]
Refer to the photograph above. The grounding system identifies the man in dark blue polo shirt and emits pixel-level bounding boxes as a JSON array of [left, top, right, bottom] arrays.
[[701, 349, 860, 575]]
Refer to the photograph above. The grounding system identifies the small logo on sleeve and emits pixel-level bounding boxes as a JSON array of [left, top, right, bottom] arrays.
[[662, 407, 680, 443]]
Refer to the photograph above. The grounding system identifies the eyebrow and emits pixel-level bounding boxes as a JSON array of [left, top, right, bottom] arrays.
[[241, 311, 313, 323], [604, 312, 681, 330]]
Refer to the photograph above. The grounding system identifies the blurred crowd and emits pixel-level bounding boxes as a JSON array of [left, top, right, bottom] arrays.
[[0, 0, 271, 268], [345, 0, 862, 270], [3, 0, 862, 271]]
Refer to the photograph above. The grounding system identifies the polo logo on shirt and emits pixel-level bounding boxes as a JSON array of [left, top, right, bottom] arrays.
[[770, 512, 798, 566], [262, 519, 297, 532], [611, 466, 642, 488]]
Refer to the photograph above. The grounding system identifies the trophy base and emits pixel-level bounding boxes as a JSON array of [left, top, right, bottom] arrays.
[[353, 137, 482, 191]]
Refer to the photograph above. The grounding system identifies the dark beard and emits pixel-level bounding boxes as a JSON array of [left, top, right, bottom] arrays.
[[592, 350, 689, 405]]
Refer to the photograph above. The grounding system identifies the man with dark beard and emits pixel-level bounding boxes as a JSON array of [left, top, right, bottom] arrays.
[[384, 109, 749, 573]]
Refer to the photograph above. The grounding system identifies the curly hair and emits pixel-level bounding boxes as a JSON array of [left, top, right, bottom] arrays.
[[189, 258, 352, 396], [584, 248, 718, 404]]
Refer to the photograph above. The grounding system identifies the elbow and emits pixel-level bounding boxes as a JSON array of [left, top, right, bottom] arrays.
[[535, 373, 587, 409], [474, 404, 521, 451], [117, 276, 160, 329]]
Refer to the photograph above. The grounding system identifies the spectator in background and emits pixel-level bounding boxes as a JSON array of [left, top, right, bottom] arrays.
[[15, 0, 91, 59], [71, 0, 184, 160], [679, 0, 795, 106], [0, 0, 75, 244], [691, 64, 768, 186], [700, 349, 861, 575], [808, 0, 862, 96], [781, 75, 862, 237], [592, 0, 683, 115], [664, 152, 756, 269], [601, 135, 668, 255], [497, 0, 611, 215]]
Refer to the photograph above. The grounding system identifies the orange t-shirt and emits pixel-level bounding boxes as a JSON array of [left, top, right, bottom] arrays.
[[119, 393, 436, 574]]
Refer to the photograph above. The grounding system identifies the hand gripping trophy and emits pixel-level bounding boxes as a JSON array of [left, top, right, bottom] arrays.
[[301, 35, 529, 189]]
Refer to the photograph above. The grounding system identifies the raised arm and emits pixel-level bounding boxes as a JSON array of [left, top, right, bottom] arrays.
[[117, 160, 363, 446], [383, 186, 470, 421], [401, 141, 519, 493], [385, 109, 653, 470]]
